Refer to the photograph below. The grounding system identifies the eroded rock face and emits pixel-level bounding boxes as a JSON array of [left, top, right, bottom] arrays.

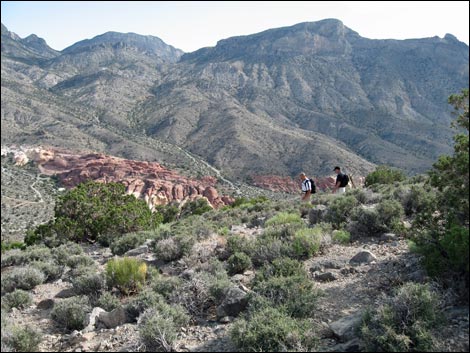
[[18, 147, 236, 209]]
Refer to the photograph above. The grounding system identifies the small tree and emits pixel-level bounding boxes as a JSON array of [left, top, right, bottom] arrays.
[[413, 89, 469, 294], [27, 181, 162, 244]]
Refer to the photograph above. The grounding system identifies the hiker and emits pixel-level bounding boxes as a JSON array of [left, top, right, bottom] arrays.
[[332, 166, 349, 194], [299, 172, 313, 201]]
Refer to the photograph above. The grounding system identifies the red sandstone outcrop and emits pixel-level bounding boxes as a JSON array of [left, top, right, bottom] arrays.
[[25, 148, 235, 209]]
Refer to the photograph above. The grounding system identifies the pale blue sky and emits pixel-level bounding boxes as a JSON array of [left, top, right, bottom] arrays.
[[1, 1, 469, 52]]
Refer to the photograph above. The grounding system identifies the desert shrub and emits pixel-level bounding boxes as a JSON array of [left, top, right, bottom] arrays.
[[1, 249, 26, 267], [348, 206, 384, 238], [226, 235, 253, 256], [253, 275, 320, 318], [254, 257, 307, 284], [170, 271, 230, 315], [51, 242, 83, 265], [139, 304, 189, 352], [332, 229, 351, 244], [110, 232, 146, 255], [365, 165, 407, 186], [230, 307, 317, 352], [96, 292, 121, 312], [154, 203, 180, 223], [180, 198, 212, 217], [126, 289, 164, 321], [154, 238, 181, 262], [250, 236, 284, 266], [106, 257, 147, 294], [291, 228, 322, 259], [65, 255, 94, 269], [325, 195, 359, 227], [402, 184, 437, 216], [360, 283, 440, 352], [227, 252, 252, 275], [151, 275, 182, 299], [265, 212, 304, 227], [376, 199, 404, 231], [51, 296, 91, 331], [27, 181, 162, 244], [2, 289, 32, 311], [1, 241, 26, 253], [2, 325, 41, 352], [29, 261, 63, 282], [1, 266, 45, 293], [72, 272, 106, 299]]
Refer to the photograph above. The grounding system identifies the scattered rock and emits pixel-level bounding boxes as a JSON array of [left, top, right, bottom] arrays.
[[55, 288, 76, 298], [216, 287, 248, 318], [380, 233, 396, 242], [349, 250, 377, 265], [83, 307, 106, 333], [124, 245, 148, 257], [97, 307, 130, 329], [329, 311, 363, 342], [315, 272, 338, 282], [37, 298, 55, 310]]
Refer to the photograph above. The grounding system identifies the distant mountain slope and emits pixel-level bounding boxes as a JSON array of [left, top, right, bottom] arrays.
[[1, 19, 468, 181]]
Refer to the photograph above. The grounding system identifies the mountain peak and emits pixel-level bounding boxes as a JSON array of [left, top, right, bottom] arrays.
[[62, 31, 183, 62]]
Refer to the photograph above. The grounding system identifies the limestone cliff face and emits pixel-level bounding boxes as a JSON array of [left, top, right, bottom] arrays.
[[1, 19, 468, 181]]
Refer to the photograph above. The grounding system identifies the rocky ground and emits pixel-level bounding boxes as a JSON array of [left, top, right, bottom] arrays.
[[4, 225, 468, 352]]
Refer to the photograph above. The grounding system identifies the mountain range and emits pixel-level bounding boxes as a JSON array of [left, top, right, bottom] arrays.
[[1, 19, 468, 182]]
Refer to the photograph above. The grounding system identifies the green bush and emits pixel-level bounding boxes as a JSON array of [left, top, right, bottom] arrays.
[[27, 181, 162, 244], [250, 236, 284, 266], [96, 292, 121, 312], [227, 252, 252, 275], [66, 254, 94, 268], [151, 275, 182, 299], [1, 249, 26, 267], [365, 165, 407, 186], [332, 229, 351, 244], [226, 235, 253, 256], [154, 203, 180, 223], [180, 198, 212, 217], [105, 257, 147, 294], [230, 307, 317, 352], [348, 206, 384, 238], [254, 257, 307, 284], [265, 212, 304, 227], [291, 228, 322, 259], [377, 199, 404, 231], [1, 241, 26, 252], [325, 195, 359, 227], [51, 242, 83, 265], [51, 296, 91, 331], [126, 290, 165, 321], [29, 261, 64, 282], [72, 272, 106, 298], [110, 232, 146, 255], [402, 184, 437, 216], [2, 289, 32, 311], [360, 283, 440, 352], [3, 325, 41, 352], [253, 275, 320, 318], [1, 266, 45, 293]]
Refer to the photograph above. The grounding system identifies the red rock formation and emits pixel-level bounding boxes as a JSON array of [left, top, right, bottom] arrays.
[[33, 148, 234, 209]]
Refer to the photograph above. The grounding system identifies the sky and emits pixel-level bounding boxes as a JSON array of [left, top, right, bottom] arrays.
[[1, 1, 469, 52]]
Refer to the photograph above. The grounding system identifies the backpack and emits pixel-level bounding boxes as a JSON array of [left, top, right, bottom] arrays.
[[309, 179, 316, 194], [340, 174, 349, 187]]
